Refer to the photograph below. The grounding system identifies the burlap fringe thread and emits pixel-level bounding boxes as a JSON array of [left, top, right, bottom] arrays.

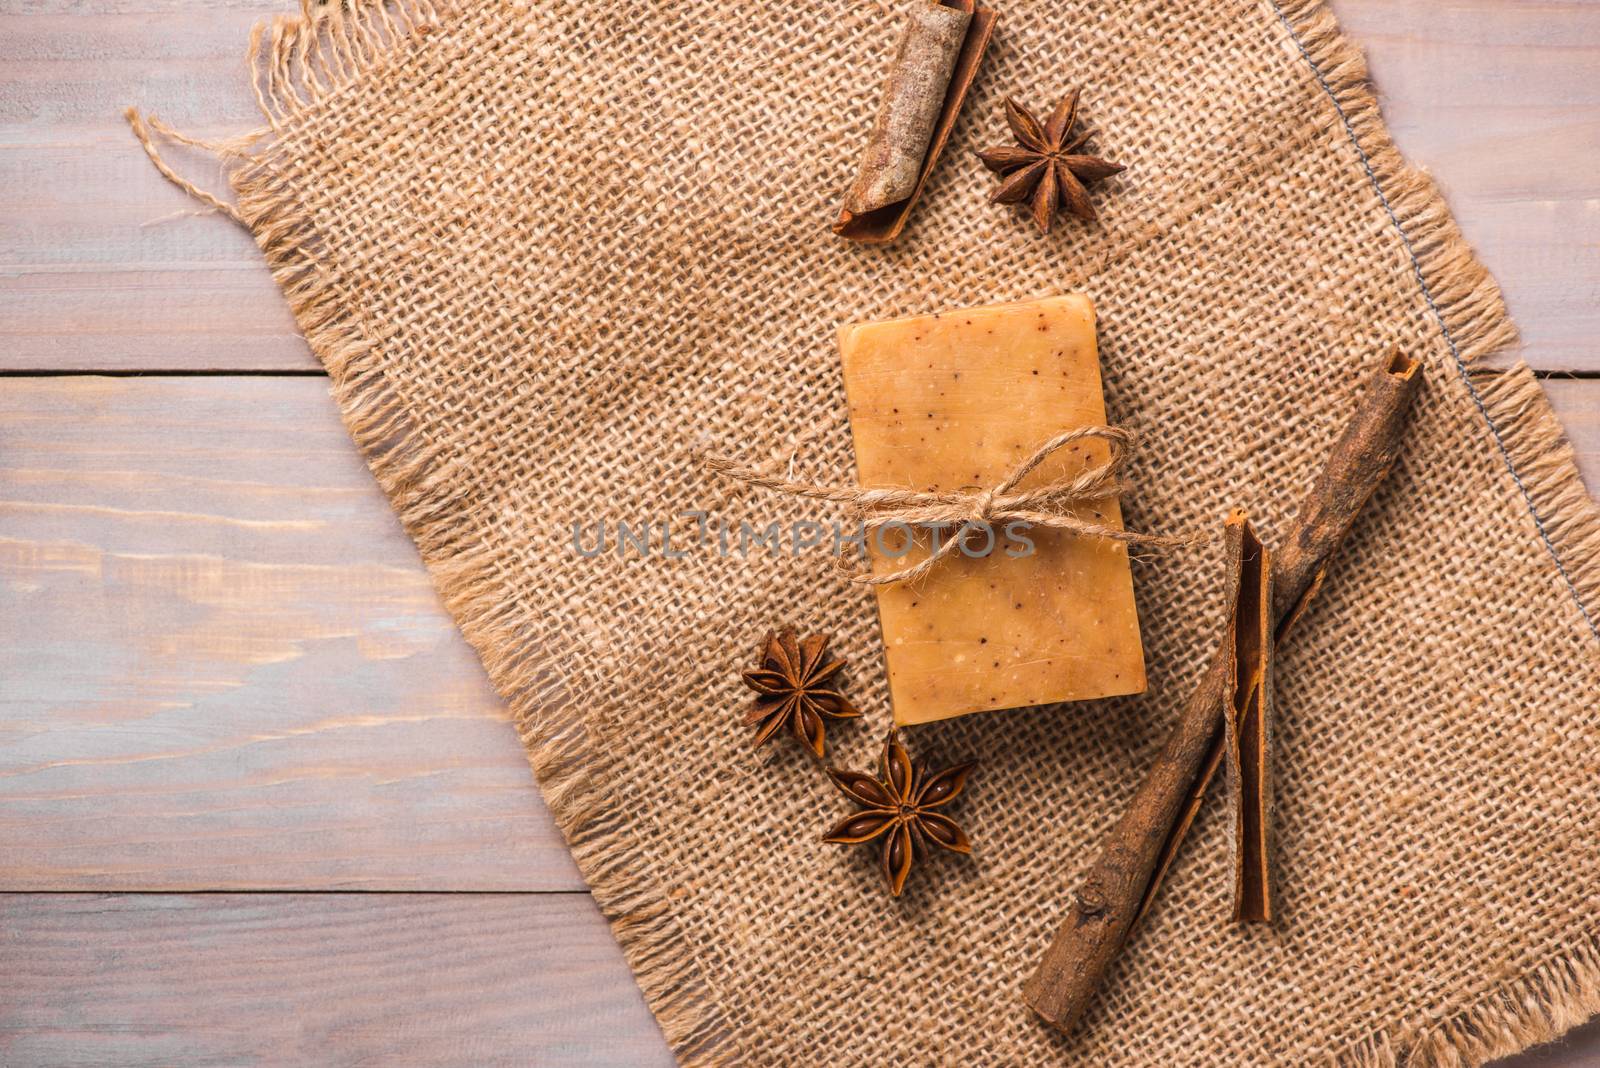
[[126, 0, 1600, 1063]]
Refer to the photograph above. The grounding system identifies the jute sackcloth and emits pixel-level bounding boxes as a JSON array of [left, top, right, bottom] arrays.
[[136, 0, 1600, 1062]]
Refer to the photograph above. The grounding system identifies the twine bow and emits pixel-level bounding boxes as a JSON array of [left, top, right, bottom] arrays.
[[707, 425, 1184, 586]]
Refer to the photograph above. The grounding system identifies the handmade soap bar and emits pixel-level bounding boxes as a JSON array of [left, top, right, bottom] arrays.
[[838, 294, 1146, 724]]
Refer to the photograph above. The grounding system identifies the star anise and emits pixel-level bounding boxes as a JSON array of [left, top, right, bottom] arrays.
[[740, 626, 861, 758], [975, 88, 1125, 234], [823, 730, 976, 897]]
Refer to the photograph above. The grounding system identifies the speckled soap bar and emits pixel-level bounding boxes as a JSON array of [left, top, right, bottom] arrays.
[[837, 294, 1146, 725]]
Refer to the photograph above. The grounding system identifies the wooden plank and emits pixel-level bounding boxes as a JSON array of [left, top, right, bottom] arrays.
[[0, 376, 581, 890], [1546, 378, 1599, 487], [1331, 0, 1600, 373], [0, 3, 311, 371], [1, 374, 1594, 891], [0, 379, 1592, 1052], [0, 888, 1590, 1068], [0, 893, 672, 1068], [2, 0, 1598, 372]]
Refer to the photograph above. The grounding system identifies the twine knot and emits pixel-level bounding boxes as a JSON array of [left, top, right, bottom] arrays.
[[706, 425, 1184, 586], [969, 488, 999, 526]]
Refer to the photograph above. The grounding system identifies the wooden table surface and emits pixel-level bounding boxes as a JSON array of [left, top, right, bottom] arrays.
[[2, 1, 1597, 1063]]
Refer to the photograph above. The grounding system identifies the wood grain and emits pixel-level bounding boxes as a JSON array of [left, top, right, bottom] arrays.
[[3, 372, 1593, 897], [3, 1, 1599, 1063], [0, 376, 580, 890], [0, 891, 1589, 1068], [1548, 377, 1600, 484], [1, 0, 1597, 371], [1, 2, 309, 371], [1330, 0, 1600, 373], [0, 893, 672, 1068]]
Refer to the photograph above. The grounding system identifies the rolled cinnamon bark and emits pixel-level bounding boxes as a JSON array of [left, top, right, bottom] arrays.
[[840, 3, 971, 217], [1222, 513, 1274, 925], [1022, 350, 1424, 1035], [833, 0, 995, 244]]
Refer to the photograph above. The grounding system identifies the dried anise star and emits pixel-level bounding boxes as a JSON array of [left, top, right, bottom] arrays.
[[975, 89, 1125, 234], [741, 627, 861, 758], [823, 730, 976, 897]]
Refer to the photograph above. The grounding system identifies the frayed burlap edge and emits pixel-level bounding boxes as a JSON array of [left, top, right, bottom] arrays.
[[1331, 934, 1600, 1068], [125, 0, 1600, 1063], [128, 0, 746, 1062], [1267, 0, 1599, 641], [1269, 0, 1600, 1065], [1336, 360, 1600, 1068]]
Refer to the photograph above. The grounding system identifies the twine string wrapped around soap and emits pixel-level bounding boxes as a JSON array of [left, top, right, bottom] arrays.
[[706, 425, 1184, 586]]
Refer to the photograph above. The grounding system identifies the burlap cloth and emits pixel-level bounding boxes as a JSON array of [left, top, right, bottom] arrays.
[[143, 0, 1600, 1061]]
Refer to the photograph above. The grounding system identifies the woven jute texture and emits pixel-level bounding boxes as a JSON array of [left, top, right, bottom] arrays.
[[159, 0, 1600, 1061]]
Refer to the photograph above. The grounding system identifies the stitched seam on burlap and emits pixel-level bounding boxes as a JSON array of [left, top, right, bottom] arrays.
[[1266, 0, 1599, 644]]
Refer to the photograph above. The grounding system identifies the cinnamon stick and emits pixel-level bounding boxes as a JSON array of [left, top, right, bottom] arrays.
[[1022, 349, 1424, 1034], [1128, 512, 1272, 932], [1223, 513, 1273, 924], [833, 0, 997, 244]]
